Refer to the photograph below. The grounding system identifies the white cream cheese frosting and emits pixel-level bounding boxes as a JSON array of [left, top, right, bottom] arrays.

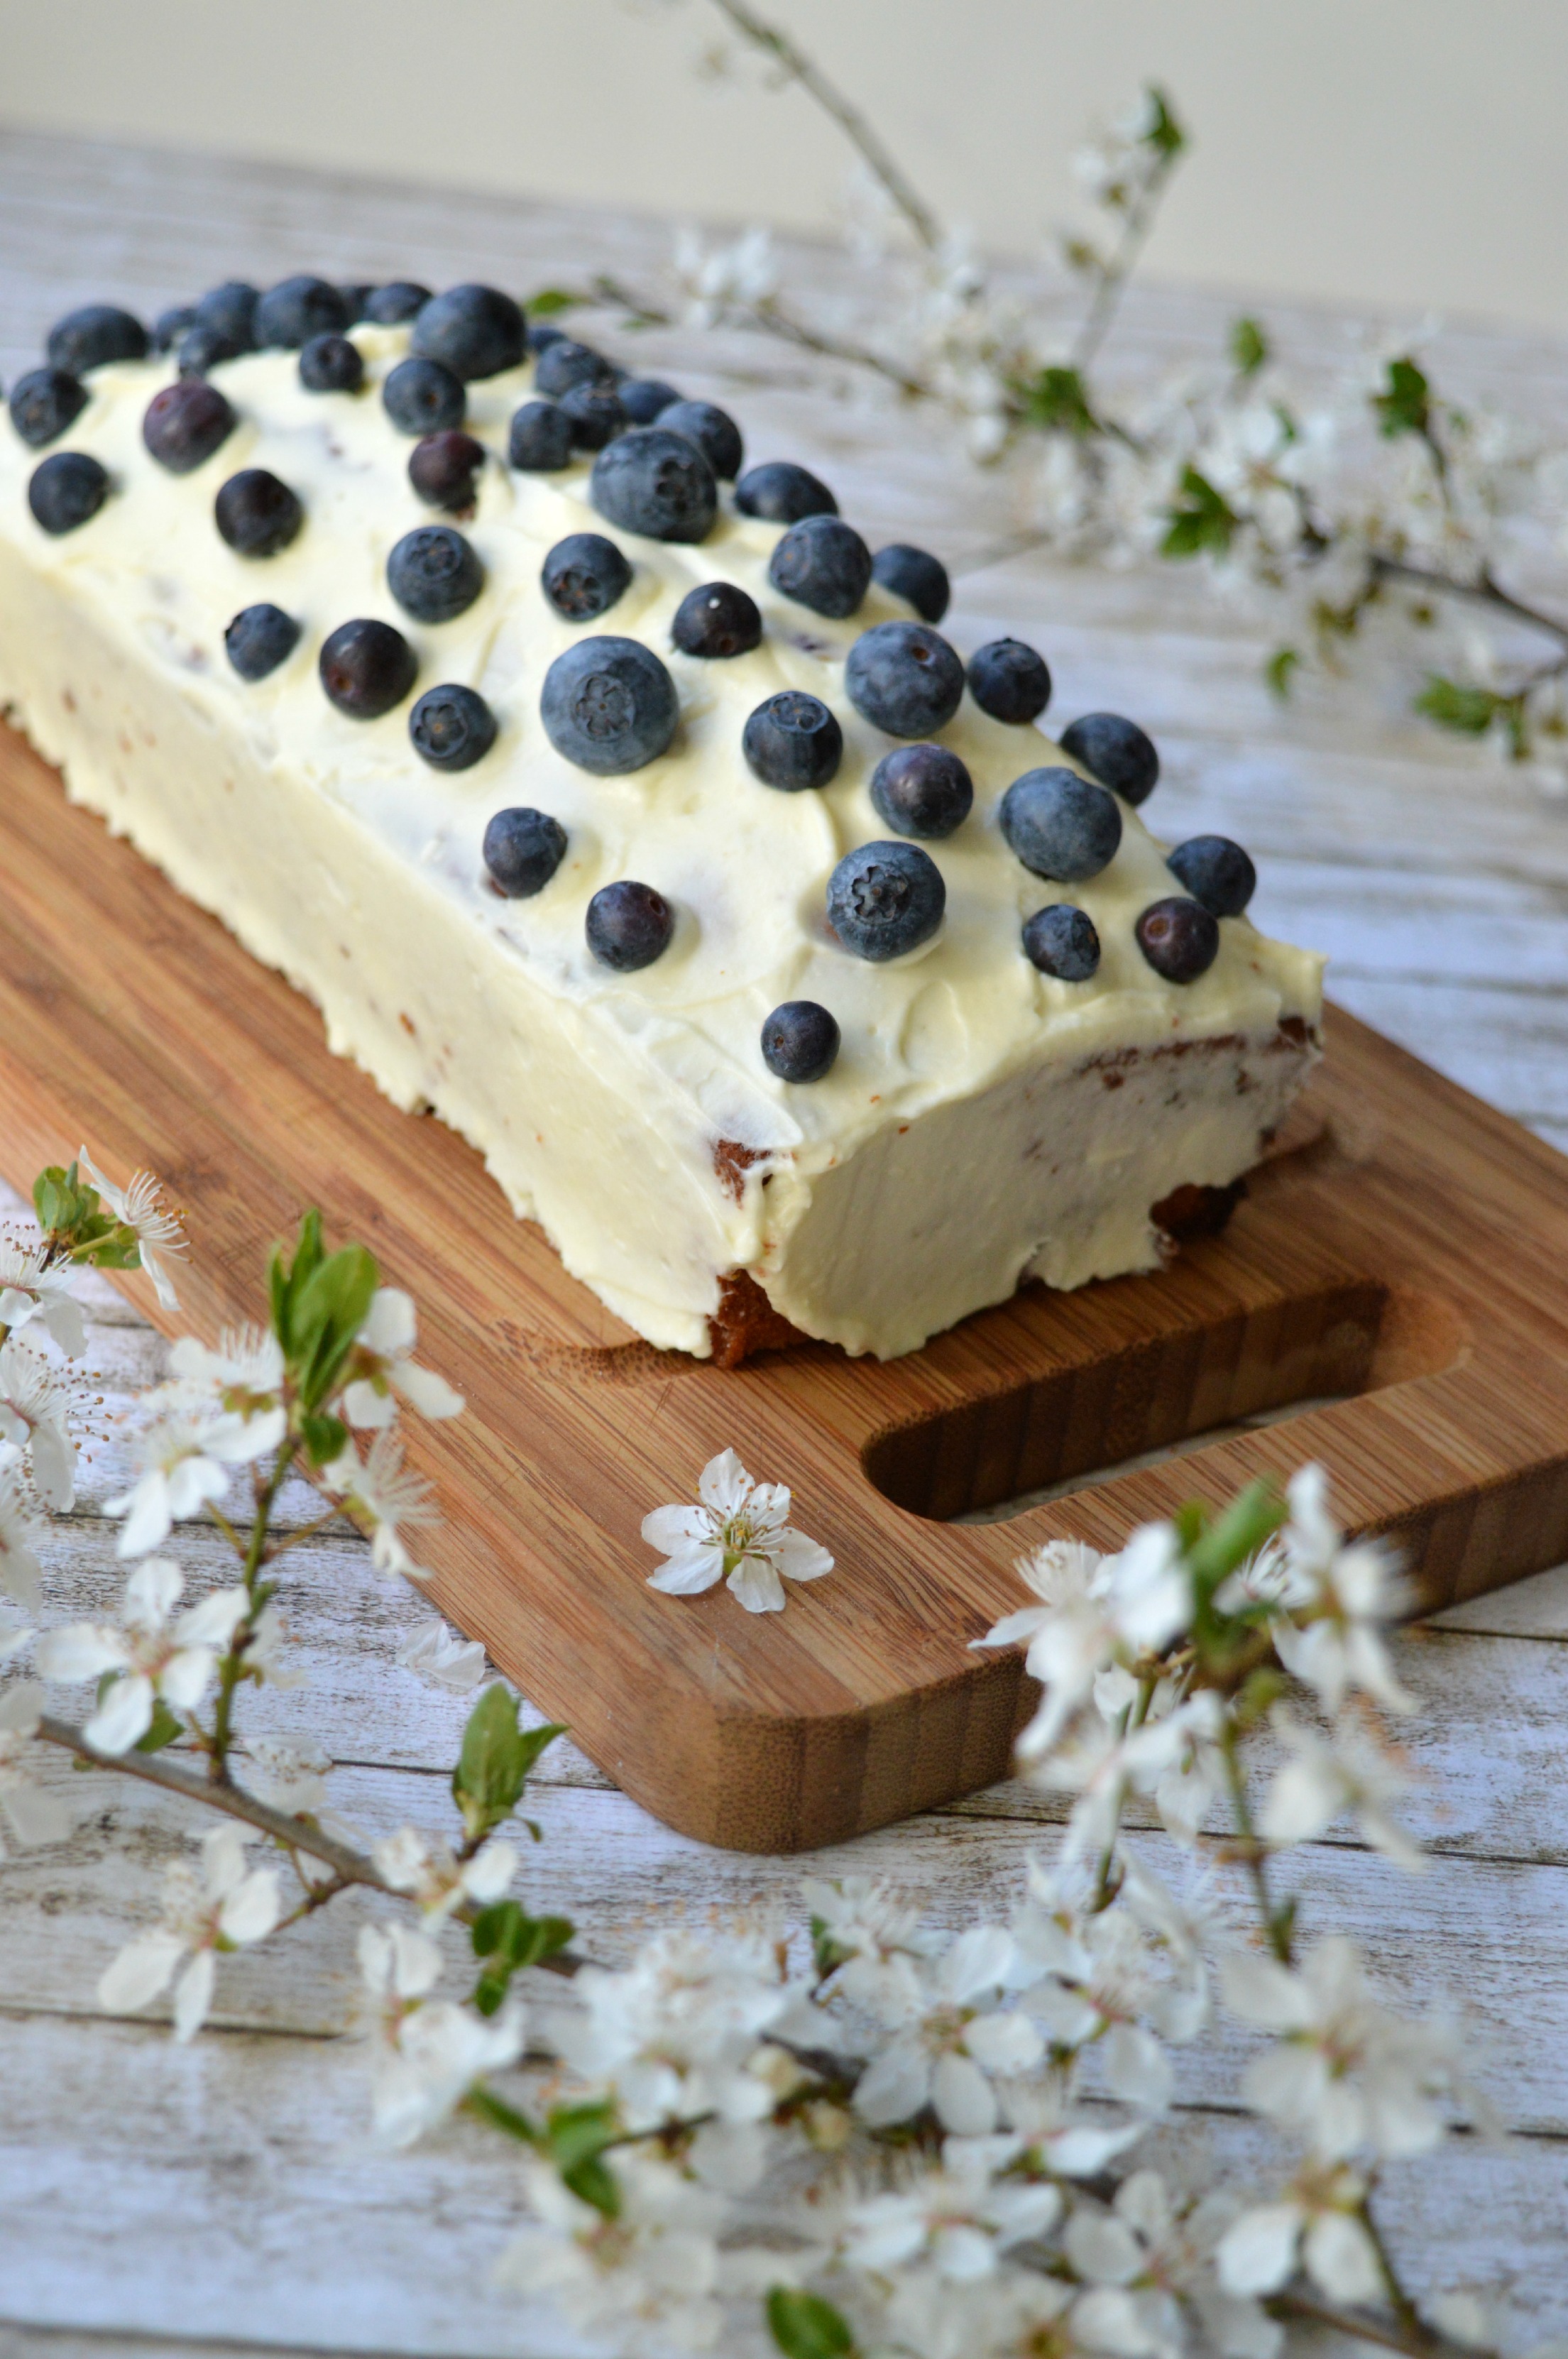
[[0, 322, 1324, 1358]]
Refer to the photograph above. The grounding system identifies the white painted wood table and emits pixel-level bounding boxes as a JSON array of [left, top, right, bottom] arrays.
[[3, 129, 1568, 2358]]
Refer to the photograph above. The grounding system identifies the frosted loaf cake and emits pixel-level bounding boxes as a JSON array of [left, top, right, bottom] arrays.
[[0, 280, 1324, 1361]]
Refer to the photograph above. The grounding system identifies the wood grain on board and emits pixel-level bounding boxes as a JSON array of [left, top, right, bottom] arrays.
[[5, 720, 1568, 1853]]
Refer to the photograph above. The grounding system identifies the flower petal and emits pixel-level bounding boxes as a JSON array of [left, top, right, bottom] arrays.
[[99, 1929, 185, 2015], [173, 1947, 217, 2042], [771, 1527, 834, 1583], [83, 1671, 155, 1755], [728, 1556, 786, 1614], [647, 1545, 724, 1597]]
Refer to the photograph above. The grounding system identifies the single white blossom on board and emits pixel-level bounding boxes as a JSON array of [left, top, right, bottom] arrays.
[[36, 1556, 247, 1753], [339, 1287, 464, 1428], [0, 1677, 74, 1853], [851, 1925, 1045, 2135], [397, 1616, 487, 1692], [495, 2151, 727, 2350], [843, 2135, 1061, 2282], [358, 1921, 522, 2147], [78, 1148, 186, 1310], [553, 1928, 794, 2140], [0, 1237, 85, 1357], [98, 1824, 280, 2041], [371, 1824, 517, 1922], [641, 1447, 833, 1614], [0, 1470, 44, 1609], [0, 1334, 77, 1509], [1260, 1707, 1423, 1871], [1216, 2163, 1383, 2306], [324, 1428, 439, 1577], [108, 1382, 280, 1558]]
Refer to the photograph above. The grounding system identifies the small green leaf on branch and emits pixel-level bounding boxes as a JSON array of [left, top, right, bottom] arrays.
[[1414, 674, 1504, 735], [1161, 467, 1238, 558], [1266, 646, 1300, 699], [1374, 356, 1432, 441], [1141, 85, 1187, 160], [453, 1685, 566, 1841], [525, 288, 580, 316], [545, 2100, 621, 2215], [1229, 316, 1269, 376], [470, 1898, 575, 2014], [767, 2286, 857, 2359], [1019, 365, 1098, 437]]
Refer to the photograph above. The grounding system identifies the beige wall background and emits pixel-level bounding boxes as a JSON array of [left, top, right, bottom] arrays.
[[2, 1, 1565, 334]]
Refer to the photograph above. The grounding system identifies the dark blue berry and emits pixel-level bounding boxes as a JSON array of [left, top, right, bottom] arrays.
[[46, 304, 147, 375], [586, 880, 674, 971], [152, 304, 197, 353], [27, 451, 108, 535], [410, 429, 486, 511], [735, 461, 836, 522], [541, 637, 679, 774], [177, 323, 245, 377], [336, 284, 376, 324], [845, 619, 964, 736], [559, 381, 626, 451], [1023, 904, 1100, 981], [534, 337, 614, 398], [194, 281, 258, 349], [872, 543, 950, 623], [214, 469, 303, 558], [410, 683, 498, 770], [9, 367, 87, 448], [827, 841, 945, 961], [1167, 836, 1256, 918], [542, 532, 632, 621], [319, 618, 417, 718], [742, 692, 842, 792], [671, 581, 762, 659], [769, 513, 872, 619], [620, 377, 681, 424], [386, 525, 484, 624], [762, 1001, 840, 1083], [383, 356, 465, 435], [869, 743, 972, 838], [224, 603, 300, 681], [1000, 767, 1122, 882], [142, 378, 236, 473], [299, 332, 364, 393], [1136, 897, 1219, 984], [1058, 711, 1159, 805], [364, 280, 432, 325], [527, 321, 568, 354], [657, 399, 742, 481], [253, 276, 350, 349], [591, 427, 716, 543], [507, 399, 574, 471], [412, 284, 525, 381], [483, 806, 567, 897], [968, 637, 1052, 724]]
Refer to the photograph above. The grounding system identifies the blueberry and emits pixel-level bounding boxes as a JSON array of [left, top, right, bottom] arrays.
[[761, 1000, 840, 1083], [319, 618, 417, 718], [620, 377, 681, 425], [999, 767, 1122, 881], [299, 332, 364, 393], [412, 284, 526, 381], [1167, 835, 1256, 918], [28, 451, 108, 535], [872, 542, 950, 623], [385, 525, 484, 625], [542, 531, 632, 621], [591, 427, 716, 543], [769, 513, 872, 619], [363, 281, 432, 325], [967, 637, 1052, 724], [253, 275, 350, 349], [741, 692, 842, 792], [9, 367, 87, 448], [671, 581, 762, 659], [177, 324, 245, 377], [46, 304, 147, 375], [559, 381, 626, 451], [383, 356, 465, 435], [845, 618, 965, 736], [142, 378, 236, 473], [214, 469, 304, 558], [1136, 897, 1220, 984], [869, 743, 972, 838], [507, 399, 574, 471], [527, 321, 568, 354], [336, 283, 376, 323], [735, 461, 836, 522], [152, 304, 197, 353], [224, 603, 300, 681], [410, 683, 498, 771], [657, 398, 742, 481], [1022, 904, 1100, 981], [827, 841, 945, 961], [534, 337, 614, 398], [541, 637, 679, 774], [409, 429, 486, 511], [586, 880, 674, 971], [1058, 711, 1159, 805], [194, 281, 259, 349], [483, 806, 567, 897]]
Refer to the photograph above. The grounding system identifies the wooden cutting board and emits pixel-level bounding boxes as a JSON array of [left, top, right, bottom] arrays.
[[5, 718, 1568, 1853]]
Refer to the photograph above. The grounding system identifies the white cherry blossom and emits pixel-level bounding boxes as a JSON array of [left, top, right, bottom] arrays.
[[0, 1236, 85, 1357], [0, 1333, 77, 1509], [1261, 1707, 1423, 1871], [396, 1615, 486, 1692], [37, 1555, 247, 1752], [843, 2135, 1061, 2282], [1267, 1465, 1415, 1717], [552, 1928, 793, 2134], [79, 1147, 186, 1309], [852, 1925, 1044, 2135], [167, 1324, 286, 1425], [642, 1448, 833, 1614], [108, 1381, 280, 1558], [324, 1428, 439, 1577], [495, 2152, 726, 2350], [339, 1287, 464, 1428], [371, 1823, 516, 1922], [1216, 2163, 1382, 2306], [98, 1825, 280, 2040], [359, 1920, 521, 2146]]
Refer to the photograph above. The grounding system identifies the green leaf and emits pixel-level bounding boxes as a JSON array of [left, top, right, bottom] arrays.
[[1019, 363, 1098, 437], [1141, 85, 1187, 160], [809, 1912, 854, 1981], [1265, 646, 1300, 699], [299, 1410, 348, 1469], [562, 2155, 621, 2216], [526, 287, 580, 316], [466, 2083, 539, 2143], [471, 1898, 575, 2013], [767, 2287, 857, 2359], [452, 1685, 566, 1839], [33, 1161, 111, 1252], [1189, 1479, 1287, 1600], [1413, 673, 1501, 735], [270, 1209, 324, 1357], [547, 2099, 621, 2209], [1229, 315, 1268, 376], [292, 1243, 379, 1408], [135, 1696, 185, 1753], [1373, 355, 1431, 440], [1160, 466, 1238, 559]]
